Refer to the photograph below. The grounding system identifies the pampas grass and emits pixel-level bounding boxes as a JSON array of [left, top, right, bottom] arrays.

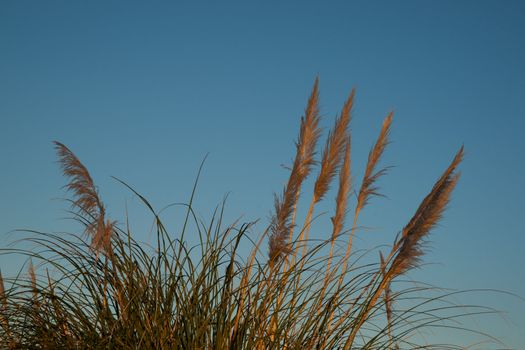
[[54, 141, 114, 255], [269, 78, 321, 268], [0, 80, 503, 349], [296, 88, 354, 261]]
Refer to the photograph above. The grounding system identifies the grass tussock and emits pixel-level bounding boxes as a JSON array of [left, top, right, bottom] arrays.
[[0, 79, 502, 349]]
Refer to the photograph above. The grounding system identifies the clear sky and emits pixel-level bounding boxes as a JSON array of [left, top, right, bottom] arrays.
[[1, 1, 524, 348]]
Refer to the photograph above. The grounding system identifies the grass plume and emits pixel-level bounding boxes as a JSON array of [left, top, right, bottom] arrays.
[[53, 141, 114, 255], [331, 135, 351, 241], [314, 89, 354, 203], [344, 146, 463, 347], [356, 111, 393, 213], [296, 88, 354, 261], [269, 77, 321, 267], [390, 146, 463, 276]]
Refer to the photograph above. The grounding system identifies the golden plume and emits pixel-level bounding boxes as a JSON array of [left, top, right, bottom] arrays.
[[355, 112, 392, 213], [331, 136, 351, 241], [269, 78, 321, 266], [390, 146, 463, 276], [314, 89, 354, 202], [54, 141, 114, 255], [343, 147, 463, 348], [296, 89, 354, 260]]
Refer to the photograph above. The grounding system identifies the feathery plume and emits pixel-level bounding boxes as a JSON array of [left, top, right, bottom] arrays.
[[339, 113, 392, 280], [54, 141, 113, 254], [318, 137, 352, 309], [54, 141, 102, 219], [343, 147, 463, 349], [331, 136, 351, 240], [269, 78, 321, 265], [297, 76, 322, 179], [344, 147, 463, 349], [296, 89, 354, 260], [356, 112, 393, 212], [390, 147, 463, 276], [314, 89, 354, 202], [28, 260, 38, 304]]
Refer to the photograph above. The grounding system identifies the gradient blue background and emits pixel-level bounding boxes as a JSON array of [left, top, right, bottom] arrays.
[[1, 1, 524, 348]]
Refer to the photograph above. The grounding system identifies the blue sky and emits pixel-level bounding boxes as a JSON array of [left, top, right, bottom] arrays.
[[1, 1, 524, 347]]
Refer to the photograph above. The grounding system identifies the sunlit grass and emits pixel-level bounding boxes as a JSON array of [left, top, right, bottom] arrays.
[[0, 79, 502, 349]]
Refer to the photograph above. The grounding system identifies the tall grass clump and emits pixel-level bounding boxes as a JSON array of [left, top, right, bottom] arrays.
[[0, 79, 502, 349]]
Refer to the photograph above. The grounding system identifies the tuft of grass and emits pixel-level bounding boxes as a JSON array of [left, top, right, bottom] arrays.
[[0, 79, 503, 349]]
